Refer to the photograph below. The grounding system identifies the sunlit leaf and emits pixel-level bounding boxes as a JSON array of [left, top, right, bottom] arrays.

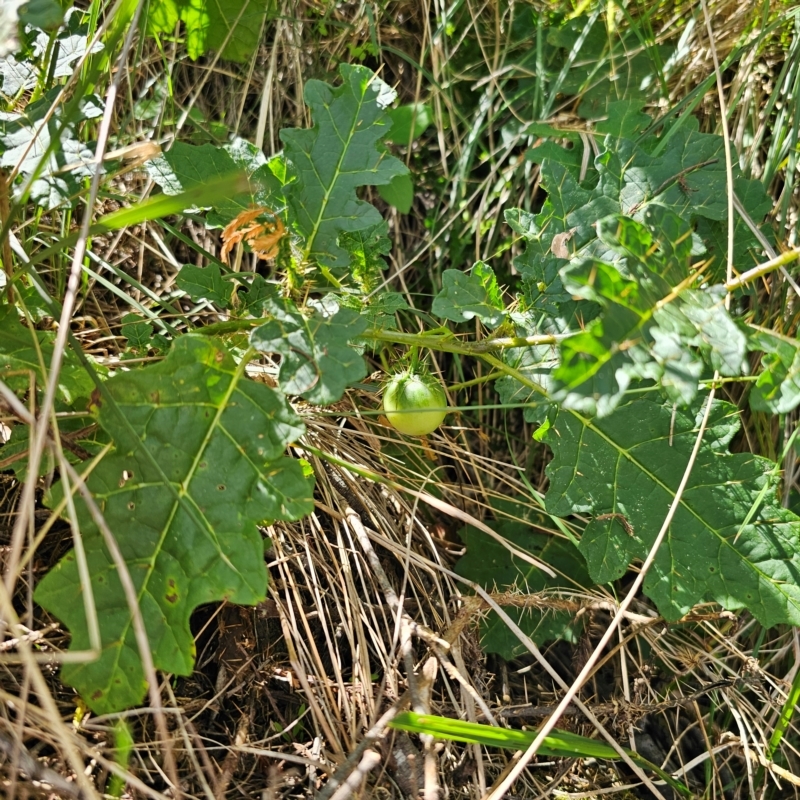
[[280, 64, 408, 270], [35, 336, 314, 712]]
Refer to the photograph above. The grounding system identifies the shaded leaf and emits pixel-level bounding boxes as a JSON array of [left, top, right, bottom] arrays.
[[456, 499, 590, 659], [525, 140, 582, 170], [378, 172, 414, 213], [546, 18, 667, 120], [0, 305, 96, 405], [19, 0, 63, 31], [238, 274, 278, 318], [120, 314, 153, 349], [251, 299, 368, 404], [176, 264, 230, 308], [545, 397, 800, 626], [595, 99, 651, 138], [385, 103, 432, 144]]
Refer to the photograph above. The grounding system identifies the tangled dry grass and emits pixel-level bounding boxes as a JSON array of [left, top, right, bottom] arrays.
[[3, 0, 800, 798]]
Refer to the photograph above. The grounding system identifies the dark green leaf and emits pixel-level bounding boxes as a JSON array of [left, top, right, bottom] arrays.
[[385, 103, 432, 144], [545, 397, 800, 626], [176, 264, 230, 308], [595, 99, 651, 138], [377, 172, 414, 213], [432, 263, 505, 328], [546, 18, 667, 120], [120, 314, 153, 349], [456, 499, 590, 659], [251, 299, 368, 404], [0, 305, 96, 405], [34, 336, 314, 713], [280, 64, 408, 270], [19, 0, 64, 32], [695, 177, 774, 282], [238, 274, 278, 318], [525, 140, 582, 169], [354, 290, 409, 332]]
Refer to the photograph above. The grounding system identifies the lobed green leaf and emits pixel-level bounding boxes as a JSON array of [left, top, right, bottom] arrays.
[[251, 298, 368, 405], [545, 397, 800, 626], [35, 336, 314, 712], [280, 64, 408, 271]]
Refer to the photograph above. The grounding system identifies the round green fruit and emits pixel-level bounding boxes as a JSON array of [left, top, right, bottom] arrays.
[[383, 372, 448, 436]]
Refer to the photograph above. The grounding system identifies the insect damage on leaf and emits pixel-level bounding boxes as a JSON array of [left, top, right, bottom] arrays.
[[34, 336, 314, 713]]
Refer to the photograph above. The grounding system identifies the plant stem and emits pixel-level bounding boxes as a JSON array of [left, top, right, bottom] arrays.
[[724, 248, 800, 292], [409, 346, 419, 373]]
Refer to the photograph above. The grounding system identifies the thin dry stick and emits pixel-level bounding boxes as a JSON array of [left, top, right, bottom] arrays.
[[172, 0, 252, 137], [328, 750, 382, 800], [0, 582, 100, 799], [357, 525, 668, 797], [273, 594, 345, 756], [315, 694, 410, 800], [0, 379, 178, 786], [60, 459, 180, 793], [4, 0, 147, 594], [483, 389, 719, 800], [724, 247, 800, 292], [0, 380, 107, 660], [0, 729, 85, 799], [699, 7, 745, 796]]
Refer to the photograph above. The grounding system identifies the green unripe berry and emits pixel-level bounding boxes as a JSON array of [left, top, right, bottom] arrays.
[[383, 372, 448, 436]]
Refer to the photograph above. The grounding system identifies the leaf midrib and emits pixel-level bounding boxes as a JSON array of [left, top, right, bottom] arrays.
[[503, 356, 796, 605], [104, 353, 251, 688], [299, 80, 371, 260], [565, 406, 797, 604]]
